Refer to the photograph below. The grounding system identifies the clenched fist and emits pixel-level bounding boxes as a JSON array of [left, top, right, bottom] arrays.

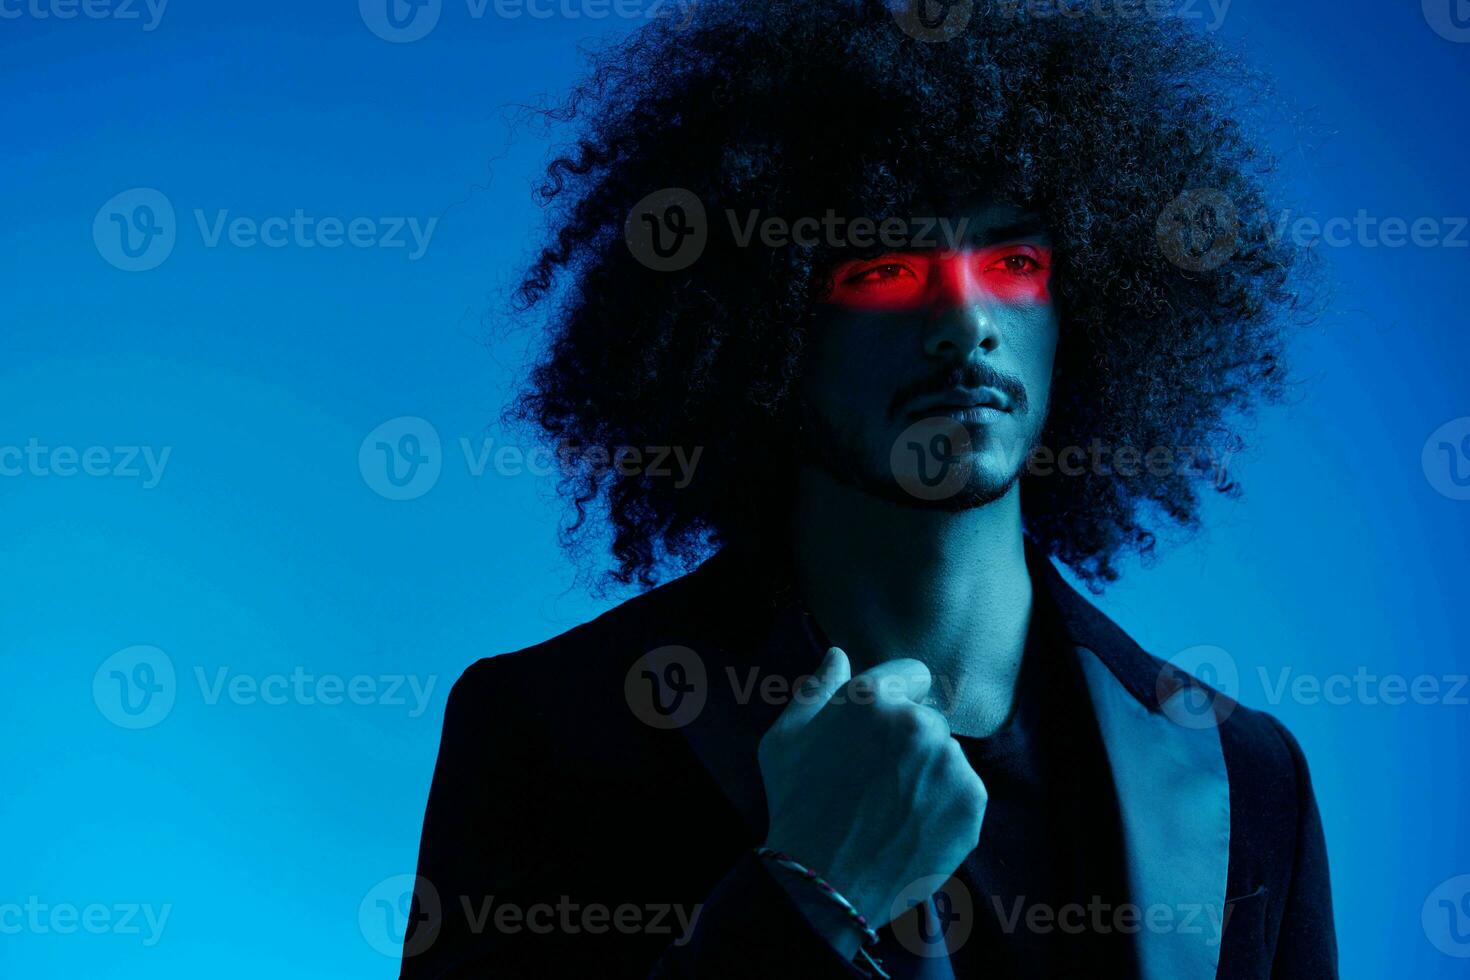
[[757, 647, 987, 945]]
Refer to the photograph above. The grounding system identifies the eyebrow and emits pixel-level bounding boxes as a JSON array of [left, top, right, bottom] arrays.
[[968, 216, 1051, 246], [970, 217, 1052, 245]]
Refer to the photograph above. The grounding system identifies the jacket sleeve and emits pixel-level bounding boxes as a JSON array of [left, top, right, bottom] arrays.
[[399, 659, 518, 979], [401, 659, 870, 979], [647, 850, 871, 979], [1267, 716, 1339, 978]]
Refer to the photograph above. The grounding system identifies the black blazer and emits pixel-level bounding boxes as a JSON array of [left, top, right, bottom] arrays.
[[401, 547, 1337, 978]]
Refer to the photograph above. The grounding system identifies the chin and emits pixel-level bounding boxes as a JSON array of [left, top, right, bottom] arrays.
[[800, 407, 1031, 510], [865, 454, 1024, 512]]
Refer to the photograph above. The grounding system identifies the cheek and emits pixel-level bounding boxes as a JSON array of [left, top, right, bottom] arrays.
[[802, 322, 877, 419], [809, 315, 921, 398], [1010, 309, 1061, 394]]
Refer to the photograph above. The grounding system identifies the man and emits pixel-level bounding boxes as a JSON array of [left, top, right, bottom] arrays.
[[403, 2, 1335, 977]]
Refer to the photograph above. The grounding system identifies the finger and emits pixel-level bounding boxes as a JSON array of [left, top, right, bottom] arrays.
[[846, 657, 934, 707], [772, 646, 851, 733]]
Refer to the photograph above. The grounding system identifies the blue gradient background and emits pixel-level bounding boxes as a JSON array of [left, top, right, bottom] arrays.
[[2, 1, 1467, 976]]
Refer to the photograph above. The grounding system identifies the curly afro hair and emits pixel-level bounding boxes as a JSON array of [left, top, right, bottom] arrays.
[[508, 0, 1311, 592]]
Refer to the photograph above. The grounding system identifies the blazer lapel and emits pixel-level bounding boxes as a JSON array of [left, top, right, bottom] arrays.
[[675, 548, 1232, 980], [674, 593, 824, 838], [1037, 553, 1232, 980]]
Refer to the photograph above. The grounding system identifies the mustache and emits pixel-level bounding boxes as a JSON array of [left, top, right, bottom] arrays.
[[888, 362, 1031, 420]]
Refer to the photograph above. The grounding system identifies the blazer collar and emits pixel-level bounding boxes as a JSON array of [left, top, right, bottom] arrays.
[[674, 543, 1231, 980], [1026, 544, 1232, 980], [672, 540, 1172, 832], [1027, 542, 1168, 710]]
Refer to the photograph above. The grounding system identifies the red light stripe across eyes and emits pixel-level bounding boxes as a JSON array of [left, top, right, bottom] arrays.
[[826, 245, 1052, 310]]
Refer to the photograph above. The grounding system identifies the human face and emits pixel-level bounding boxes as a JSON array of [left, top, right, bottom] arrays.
[[798, 202, 1060, 509]]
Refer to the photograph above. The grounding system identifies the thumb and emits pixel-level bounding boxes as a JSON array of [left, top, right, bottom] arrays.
[[771, 646, 851, 733]]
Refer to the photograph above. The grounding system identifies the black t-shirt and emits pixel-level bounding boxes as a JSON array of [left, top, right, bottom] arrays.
[[866, 600, 1138, 978]]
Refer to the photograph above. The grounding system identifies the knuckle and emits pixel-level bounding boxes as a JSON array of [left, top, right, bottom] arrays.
[[883, 703, 949, 744], [886, 703, 925, 737], [916, 711, 951, 745], [960, 776, 988, 818], [897, 658, 933, 685], [919, 705, 952, 735]]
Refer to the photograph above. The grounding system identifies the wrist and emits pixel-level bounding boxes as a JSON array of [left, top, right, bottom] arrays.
[[760, 838, 882, 923], [759, 858, 869, 961]]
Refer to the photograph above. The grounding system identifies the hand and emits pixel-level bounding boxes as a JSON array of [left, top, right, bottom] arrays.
[[757, 647, 987, 934]]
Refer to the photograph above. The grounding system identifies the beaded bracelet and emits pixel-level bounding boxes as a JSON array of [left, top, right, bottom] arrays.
[[753, 848, 891, 978]]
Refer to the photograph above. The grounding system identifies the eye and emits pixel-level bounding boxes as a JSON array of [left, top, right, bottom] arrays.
[[968, 244, 1054, 304], [824, 253, 932, 309], [982, 249, 1047, 276], [843, 259, 921, 288]]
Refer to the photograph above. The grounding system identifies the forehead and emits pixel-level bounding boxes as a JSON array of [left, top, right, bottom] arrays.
[[949, 201, 1050, 248]]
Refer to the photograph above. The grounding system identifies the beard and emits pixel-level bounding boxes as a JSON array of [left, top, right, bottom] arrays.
[[796, 397, 1043, 512]]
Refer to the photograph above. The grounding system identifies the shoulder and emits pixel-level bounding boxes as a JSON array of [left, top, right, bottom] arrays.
[[439, 558, 735, 751], [1037, 550, 1318, 799], [1126, 637, 1323, 855], [1134, 638, 1318, 799], [456, 563, 708, 685]]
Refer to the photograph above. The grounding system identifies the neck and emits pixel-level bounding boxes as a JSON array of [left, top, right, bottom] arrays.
[[788, 465, 1034, 737]]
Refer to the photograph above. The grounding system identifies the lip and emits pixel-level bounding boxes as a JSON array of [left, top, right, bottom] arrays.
[[906, 386, 1013, 418], [919, 405, 1010, 426]]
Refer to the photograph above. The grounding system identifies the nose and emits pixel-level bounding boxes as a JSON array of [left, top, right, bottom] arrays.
[[922, 256, 1001, 358]]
